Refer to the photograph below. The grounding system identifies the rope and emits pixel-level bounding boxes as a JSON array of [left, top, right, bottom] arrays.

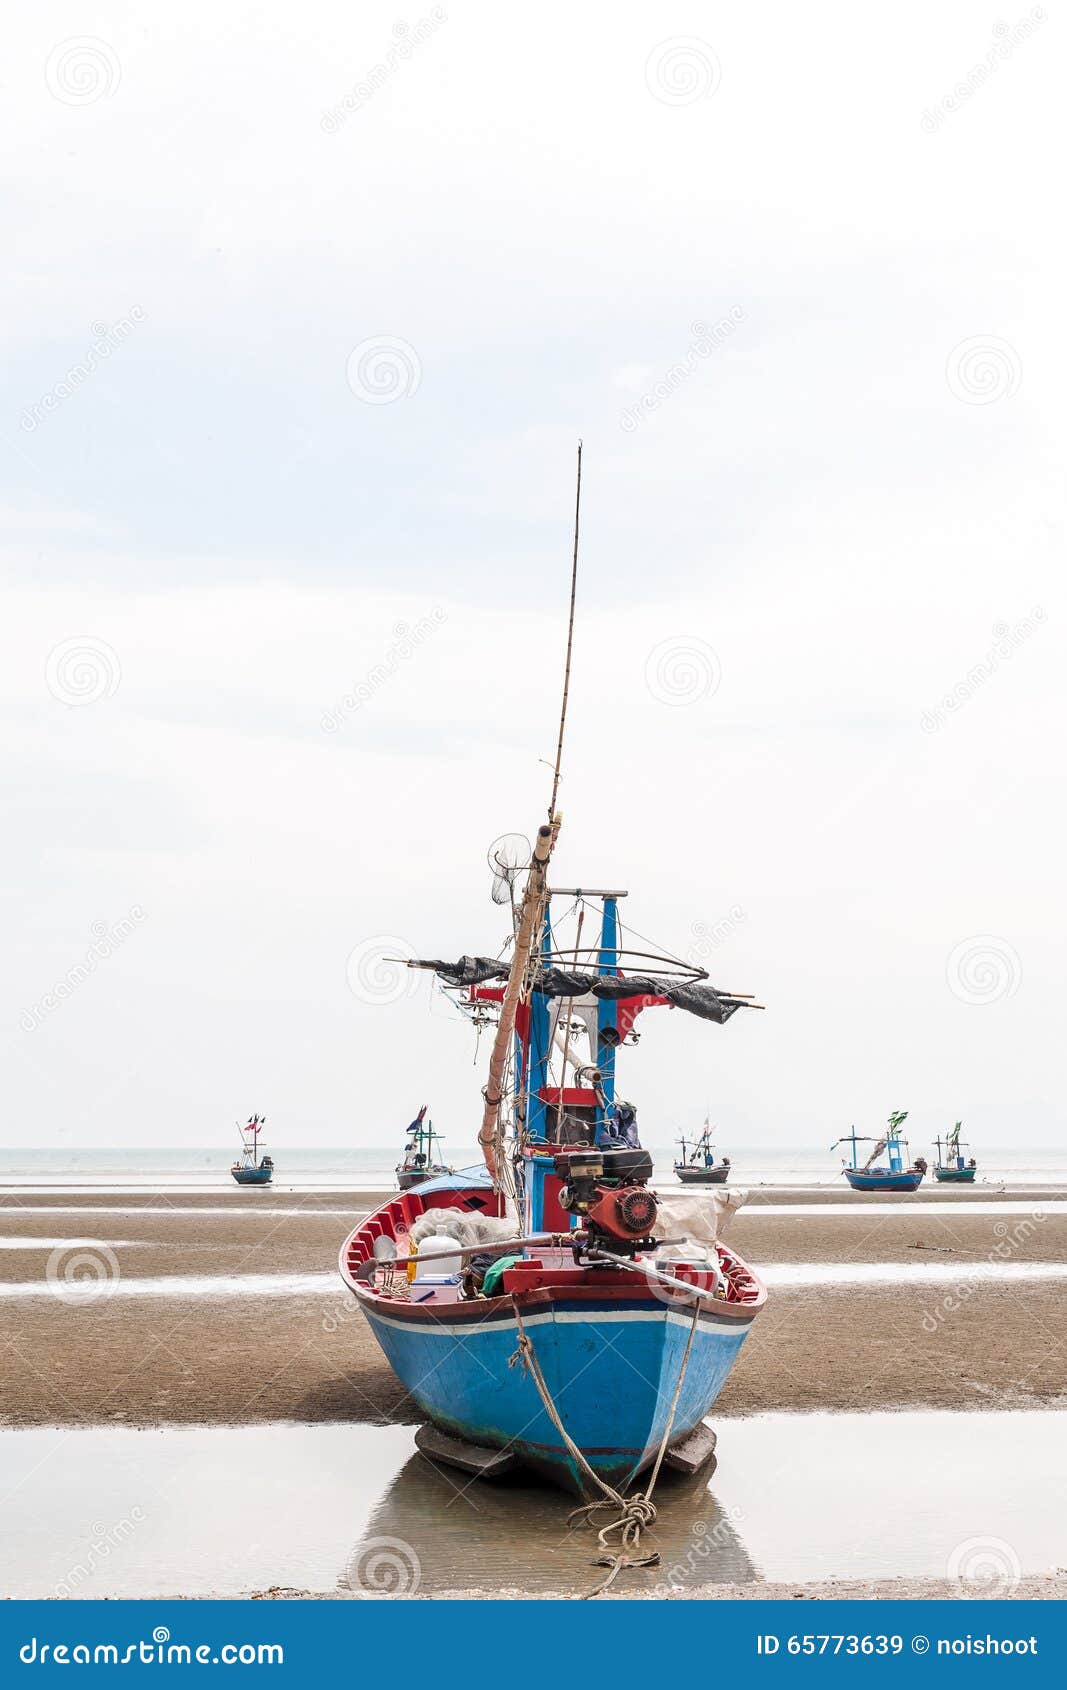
[[509, 1294, 701, 1598], [548, 440, 582, 825]]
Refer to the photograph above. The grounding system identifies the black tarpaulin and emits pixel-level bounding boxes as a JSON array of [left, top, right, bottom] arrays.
[[422, 958, 753, 1024], [421, 956, 509, 986], [535, 969, 745, 1024]]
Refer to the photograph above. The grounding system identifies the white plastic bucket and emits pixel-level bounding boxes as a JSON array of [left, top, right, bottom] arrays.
[[414, 1233, 463, 1279]]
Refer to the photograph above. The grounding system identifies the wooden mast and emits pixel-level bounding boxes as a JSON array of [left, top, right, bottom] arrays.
[[476, 443, 582, 1184]]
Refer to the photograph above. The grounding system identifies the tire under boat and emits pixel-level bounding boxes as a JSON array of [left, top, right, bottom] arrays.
[[339, 1179, 765, 1495]]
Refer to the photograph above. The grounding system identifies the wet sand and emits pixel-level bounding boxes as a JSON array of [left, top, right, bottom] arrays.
[[257, 1578, 1067, 1601], [2, 1183, 1065, 1601], [1, 1186, 1064, 1428]]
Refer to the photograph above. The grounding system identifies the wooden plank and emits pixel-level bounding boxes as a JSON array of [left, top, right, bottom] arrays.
[[414, 1422, 519, 1479], [663, 1421, 718, 1477]]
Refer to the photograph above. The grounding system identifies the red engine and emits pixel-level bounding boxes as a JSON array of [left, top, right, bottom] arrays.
[[553, 1148, 659, 1253]]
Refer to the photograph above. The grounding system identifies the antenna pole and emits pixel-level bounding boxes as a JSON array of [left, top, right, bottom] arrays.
[[548, 440, 582, 824], [478, 443, 583, 1190]]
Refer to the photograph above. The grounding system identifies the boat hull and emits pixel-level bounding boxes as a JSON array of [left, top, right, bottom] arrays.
[[934, 1167, 976, 1183], [231, 1167, 273, 1185], [396, 1165, 451, 1191], [360, 1289, 754, 1493], [674, 1164, 729, 1185], [843, 1168, 923, 1192]]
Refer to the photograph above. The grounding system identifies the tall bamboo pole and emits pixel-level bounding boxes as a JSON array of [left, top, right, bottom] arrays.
[[477, 442, 582, 1186], [477, 819, 557, 1179], [548, 440, 581, 824]]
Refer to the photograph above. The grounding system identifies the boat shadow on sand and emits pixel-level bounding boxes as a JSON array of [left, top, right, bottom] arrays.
[[340, 1439, 758, 1597]]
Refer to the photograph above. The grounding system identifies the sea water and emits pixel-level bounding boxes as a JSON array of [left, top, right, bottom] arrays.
[[0, 1412, 1062, 1598], [1, 1145, 1064, 1192]]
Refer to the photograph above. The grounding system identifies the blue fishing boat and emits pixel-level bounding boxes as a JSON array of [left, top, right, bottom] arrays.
[[934, 1122, 977, 1184], [339, 448, 766, 1522], [675, 1118, 730, 1185], [231, 1114, 273, 1186], [832, 1113, 926, 1193], [396, 1105, 453, 1190]]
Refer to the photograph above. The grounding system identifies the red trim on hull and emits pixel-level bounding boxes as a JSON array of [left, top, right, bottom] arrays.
[[338, 1186, 766, 1325]]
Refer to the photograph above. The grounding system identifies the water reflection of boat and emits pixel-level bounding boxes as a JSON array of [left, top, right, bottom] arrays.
[[934, 1122, 977, 1184], [342, 1441, 759, 1597], [231, 1114, 273, 1186], [831, 1114, 926, 1193]]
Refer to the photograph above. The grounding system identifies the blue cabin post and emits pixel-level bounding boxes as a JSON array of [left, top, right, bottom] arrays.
[[595, 897, 619, 1131], [525, 909, 554, 1146], [524, 909, 556, 1233], [887, 1134, 903, 1173]]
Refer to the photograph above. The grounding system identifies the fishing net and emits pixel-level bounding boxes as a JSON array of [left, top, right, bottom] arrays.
[[487, 833, 531, 907]]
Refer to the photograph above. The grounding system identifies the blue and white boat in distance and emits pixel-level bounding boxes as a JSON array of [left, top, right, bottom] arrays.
[[832, 1113, 926, 1193], [230, 1113, 274, 1186], [934, 1122, 978, 1184], [339, 447, 766, 1497]]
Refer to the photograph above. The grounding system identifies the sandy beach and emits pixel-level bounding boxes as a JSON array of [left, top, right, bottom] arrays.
[[2, 1180, 1065, 1599], [2, 1185, 1064, 1428]]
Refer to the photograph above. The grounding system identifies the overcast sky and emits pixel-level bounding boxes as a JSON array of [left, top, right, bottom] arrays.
[[2, 2, 1063, 1154]]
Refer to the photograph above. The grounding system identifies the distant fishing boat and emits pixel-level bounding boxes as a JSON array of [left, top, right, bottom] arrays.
[[230, 1114, 273, 1186], [674, 1120, 730, 1185], [339, 448, 767, 1523], [396, 1106, 452, 1190], [934, 1121, 977, 1184], [831, 1113, 926, 1193]]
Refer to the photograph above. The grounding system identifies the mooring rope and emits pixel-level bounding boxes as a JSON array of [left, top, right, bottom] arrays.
[[509, 1293, 701, 1598]]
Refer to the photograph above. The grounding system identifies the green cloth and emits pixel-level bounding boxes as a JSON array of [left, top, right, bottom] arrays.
[[480, 1254, 521, 1298]]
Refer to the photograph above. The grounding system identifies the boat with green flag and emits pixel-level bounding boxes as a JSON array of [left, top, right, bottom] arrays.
[[934, 1121, 977, 1184]]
